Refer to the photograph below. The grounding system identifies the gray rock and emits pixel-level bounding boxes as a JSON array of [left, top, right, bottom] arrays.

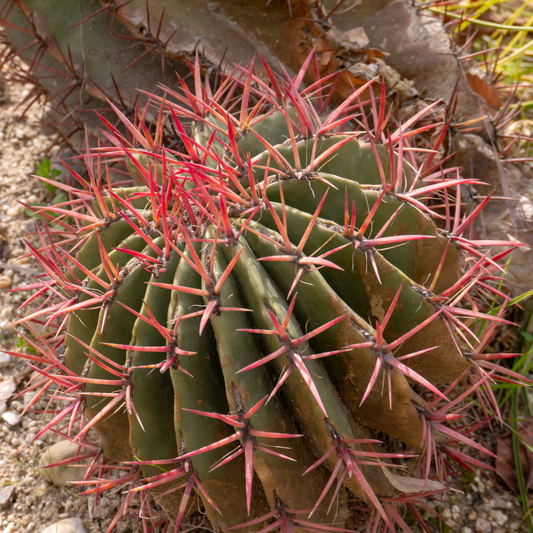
[[38, 440, 90, 486], [1, 411, 21, 427], [40, 518, 86, 533]]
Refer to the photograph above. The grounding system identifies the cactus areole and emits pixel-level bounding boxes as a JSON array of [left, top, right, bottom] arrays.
[[14, 56, 526, 532]]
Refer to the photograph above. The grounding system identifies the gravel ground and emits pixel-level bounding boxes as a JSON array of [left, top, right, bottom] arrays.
[[0, 46, 529, 533], [0, 65, 136, 533]]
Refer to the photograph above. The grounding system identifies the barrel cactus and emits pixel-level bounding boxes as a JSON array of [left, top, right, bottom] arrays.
[[13, 56, 527, 532]]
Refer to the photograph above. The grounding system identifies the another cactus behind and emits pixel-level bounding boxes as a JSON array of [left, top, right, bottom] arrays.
[[12, 57, 527, 532], [1, 0, 485, 146]]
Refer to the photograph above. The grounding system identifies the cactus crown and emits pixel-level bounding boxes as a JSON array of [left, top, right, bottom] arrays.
[[13, 55, 526, 533]]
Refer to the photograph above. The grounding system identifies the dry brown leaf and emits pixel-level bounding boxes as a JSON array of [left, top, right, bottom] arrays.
[[466, 70, 502, 110], [345, 27, 370, 48], [381, 467, 446, 493]]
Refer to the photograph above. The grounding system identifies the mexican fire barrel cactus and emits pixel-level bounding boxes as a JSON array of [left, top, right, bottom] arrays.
[[12, 56, 528, 532]]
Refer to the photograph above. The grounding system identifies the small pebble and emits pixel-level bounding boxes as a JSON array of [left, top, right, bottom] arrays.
[[25, 432, 36, 443], [475, 518, 492, 533], [10, 437, 21, 447], [0, 378, 16, 403], [2, 411, 21, 426], [23, 392, 36, 406], [6, 205, 22, 217], [0, 352, 10, 368], [489, 510, 508, 527], [40, 518, 86, 533], [441, 507, 451, 519], [63, 500, 74, 513], [10, 400, 23, 412], [462, 528, 473, 533], [3, 523, 15, 533], [0, 485, 14, 507], [0, 275, 12, 289], [27, 524, 35, 533], [39, 440, 90, 486]]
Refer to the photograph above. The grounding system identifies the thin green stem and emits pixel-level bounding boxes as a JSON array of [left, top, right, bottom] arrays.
[[428, 8, 533, 31]]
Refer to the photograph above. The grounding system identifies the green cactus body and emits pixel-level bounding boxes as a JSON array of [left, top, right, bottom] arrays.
[[64, 108, 463, 524]]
